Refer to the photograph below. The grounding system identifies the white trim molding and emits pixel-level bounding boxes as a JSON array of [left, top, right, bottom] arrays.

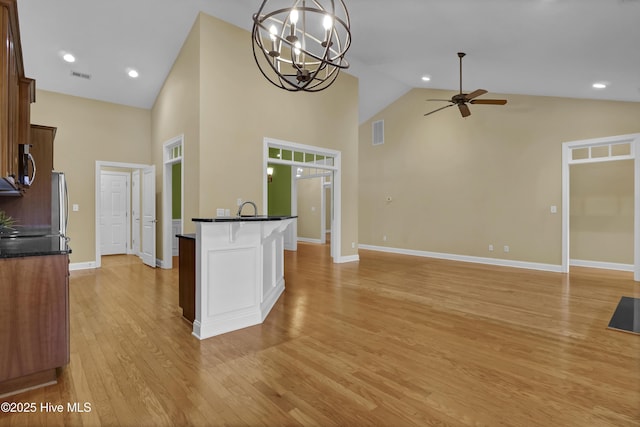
[[162, 135, 184, 270], [359, 244, 563, 273], [335, 254, 360, 264], [69, 261, 97, 271], [570, 259, 633, 272], [297, 237, 323, 244], [562, 132, 640, 281], [263, 137, 345, 263]]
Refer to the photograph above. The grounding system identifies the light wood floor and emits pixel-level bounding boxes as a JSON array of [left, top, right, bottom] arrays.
[[2, 243, 640, 426]]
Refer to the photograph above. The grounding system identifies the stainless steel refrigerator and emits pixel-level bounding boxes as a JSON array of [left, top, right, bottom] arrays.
[[51, 172, 68, 236]]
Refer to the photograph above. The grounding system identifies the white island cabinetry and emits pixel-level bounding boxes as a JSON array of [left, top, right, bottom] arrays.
[[192, 217, 296, 340]]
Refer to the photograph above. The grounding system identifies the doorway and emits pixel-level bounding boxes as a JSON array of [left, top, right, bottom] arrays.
[[95, 161, 156, 269], [263, 138, 343, 261], [295, 170, 332, 245], [562, 133, 640, 280], [161, 135, 184, 269]]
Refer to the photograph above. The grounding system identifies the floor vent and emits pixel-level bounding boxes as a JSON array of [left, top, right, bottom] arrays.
[[372, 120, 384, 146], [70, 71, 92, 80]]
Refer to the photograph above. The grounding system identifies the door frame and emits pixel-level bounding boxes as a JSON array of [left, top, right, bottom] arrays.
[[161, 135, 184, 269], [561, 132, 640, 280], [99, 170, 130, 256], [263, 137, 343, 262], [95, 161, 155, 269], [132, 169, 141, 256]]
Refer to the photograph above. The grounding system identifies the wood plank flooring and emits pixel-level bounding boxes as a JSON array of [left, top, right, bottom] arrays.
[[2, 243, 639, 426]]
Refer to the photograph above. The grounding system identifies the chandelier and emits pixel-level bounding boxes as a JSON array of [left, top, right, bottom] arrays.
[[251, 0, 351, 92]]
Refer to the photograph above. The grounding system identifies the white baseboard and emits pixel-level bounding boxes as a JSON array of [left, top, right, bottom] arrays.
[[358, 244, 563, 273], [335, 254, 360, 264], [570, 259, 633, 272], [69, 261, 97, 271], [297, 237, 323, 244]]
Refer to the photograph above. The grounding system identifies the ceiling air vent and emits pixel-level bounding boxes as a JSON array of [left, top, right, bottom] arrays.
[[70, 71, 92, 80], [372, 120, 384, 146]]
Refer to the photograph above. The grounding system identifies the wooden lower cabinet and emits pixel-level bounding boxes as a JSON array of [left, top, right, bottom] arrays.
[[178, 235, 195, 323], [0, 254, 69, 396]]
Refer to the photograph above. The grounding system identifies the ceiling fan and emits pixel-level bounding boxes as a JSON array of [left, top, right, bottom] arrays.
[[424, 52, 507, 118]]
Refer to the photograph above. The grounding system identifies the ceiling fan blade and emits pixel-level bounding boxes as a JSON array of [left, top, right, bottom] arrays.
[[458, 103, 471, 118], [424, 103, 455, 117], [427, 99, 453, 102], [469, 99, 507, 105], [464, 89, 488, 101]]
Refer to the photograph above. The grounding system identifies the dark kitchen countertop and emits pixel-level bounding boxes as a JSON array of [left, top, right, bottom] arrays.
[[192, 216, 297, 223], [176, 233, 195, 240], [0, 228, 71, 258]]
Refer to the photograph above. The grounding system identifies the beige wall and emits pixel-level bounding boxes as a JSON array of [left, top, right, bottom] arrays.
[[570, 160, 633, 264], [152, 13, 359, 259], [297, 177, 323, 240], [151, 16, 201, 257], [30, 90, 151, 263], [359, 88, 640, 265]]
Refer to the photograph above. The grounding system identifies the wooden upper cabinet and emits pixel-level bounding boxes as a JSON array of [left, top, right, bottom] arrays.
[[0, 0, 34, 182]]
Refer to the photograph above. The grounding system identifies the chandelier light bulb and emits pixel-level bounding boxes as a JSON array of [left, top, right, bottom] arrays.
[[290, 9, 299, 24], [269, 25, 278, 41], [323, 14, 333, 30]]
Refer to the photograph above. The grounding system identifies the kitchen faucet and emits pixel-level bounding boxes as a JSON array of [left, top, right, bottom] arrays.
[[237, 201, 258, 217]]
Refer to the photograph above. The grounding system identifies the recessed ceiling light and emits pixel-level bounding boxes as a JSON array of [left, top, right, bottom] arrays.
[[592, 82, 607, 89], [421, 76, 431, 82], [62, 53, 76, 63], [127, 69, 139, 78]]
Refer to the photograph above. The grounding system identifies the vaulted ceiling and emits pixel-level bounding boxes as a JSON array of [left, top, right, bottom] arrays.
[[17, 0, 640, 123]]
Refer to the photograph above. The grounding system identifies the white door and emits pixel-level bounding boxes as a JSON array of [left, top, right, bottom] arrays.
[[100, 172, 128, 255], [132, 170, 141, 256], [141, 166, 157, 268]]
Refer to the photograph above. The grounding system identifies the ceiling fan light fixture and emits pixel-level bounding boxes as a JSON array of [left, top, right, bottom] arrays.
[[423, 52, 507, 118], [251, 0, 352, 92]]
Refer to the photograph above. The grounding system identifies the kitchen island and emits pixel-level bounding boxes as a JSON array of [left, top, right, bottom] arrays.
[[191, 216, 296, 340]]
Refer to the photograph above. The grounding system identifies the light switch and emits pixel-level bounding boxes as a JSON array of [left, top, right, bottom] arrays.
[[550, 205, 557, 214], [72, 204, 79, 212], [216, 208, 225, 217]]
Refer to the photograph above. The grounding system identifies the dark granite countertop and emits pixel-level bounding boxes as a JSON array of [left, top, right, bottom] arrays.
[[176, 233, 196, 240], [192, 216, 297, 223], [0, 234, 71, 258]]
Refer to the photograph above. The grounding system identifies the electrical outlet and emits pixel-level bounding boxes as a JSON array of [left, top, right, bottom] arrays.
[[504, 245, 510, 253], [237, 198, 243, 206], [72, 204, 79, 212], [216, 208, 225, 217], [225, 209, 230, 216], [489, 244, 494, 252], [383, 235, 387, 242], [550, 205, 558, 214], [351, 242, 356, 249]]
